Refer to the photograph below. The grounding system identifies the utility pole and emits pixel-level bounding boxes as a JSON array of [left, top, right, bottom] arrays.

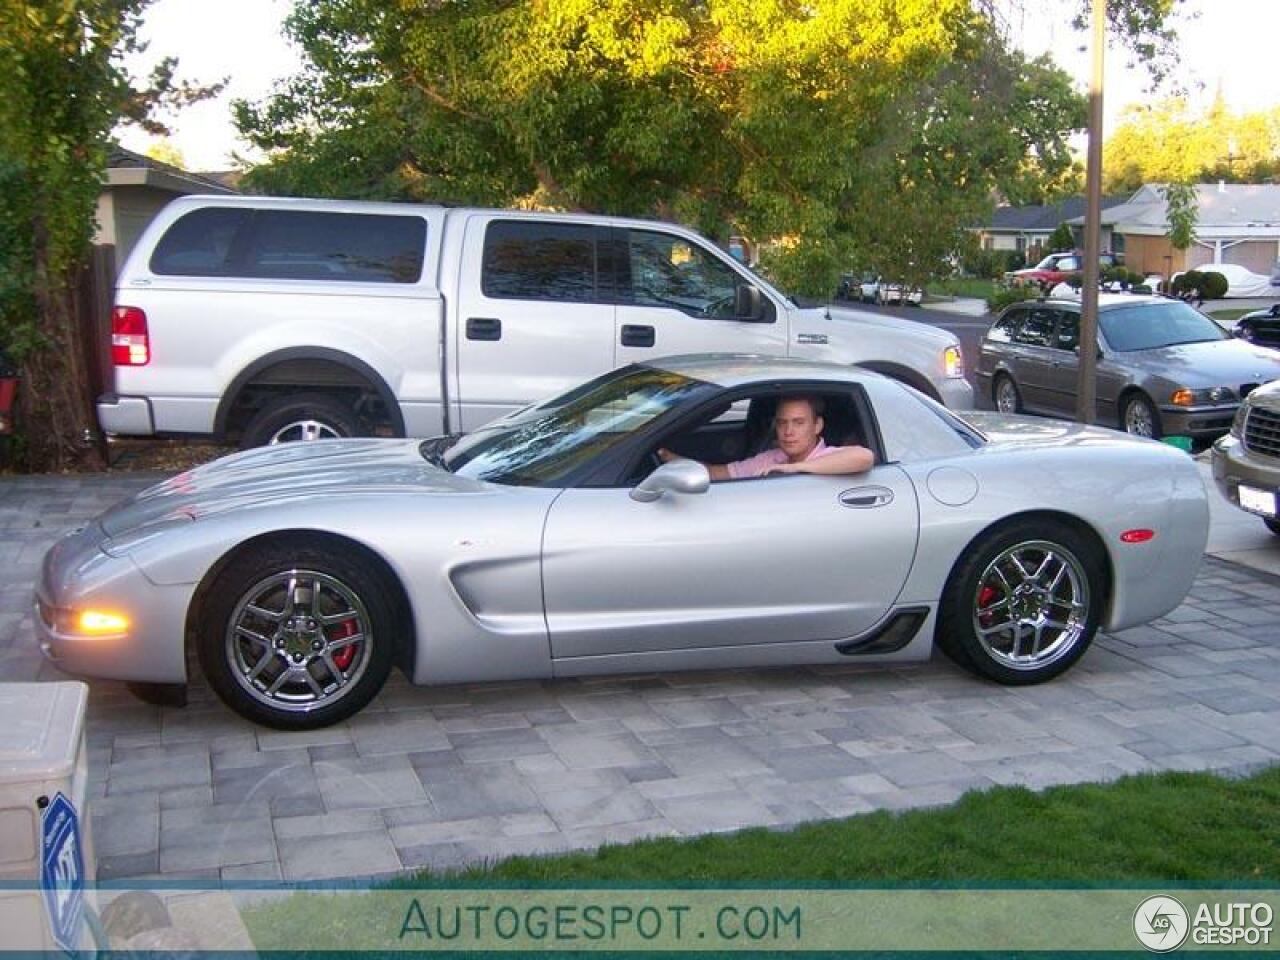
[[1076, 0, 1105, 425]]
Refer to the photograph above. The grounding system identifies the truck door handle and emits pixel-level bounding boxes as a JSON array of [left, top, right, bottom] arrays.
[[621, 324, 655, 348], [466, 317, 502, 341], [839, 486, 894, 508]]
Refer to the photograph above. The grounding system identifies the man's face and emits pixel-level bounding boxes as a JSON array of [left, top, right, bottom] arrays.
[[774, 399, 823, 460]]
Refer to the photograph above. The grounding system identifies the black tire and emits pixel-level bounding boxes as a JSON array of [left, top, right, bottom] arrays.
[[197, 542, 397, 728], [1264, 518, 1280, 536], [1121, 392, 1163, 440], [936, 517, 1105, 685], [240, 392, 362, 449], [992, 373, 1022, 414]]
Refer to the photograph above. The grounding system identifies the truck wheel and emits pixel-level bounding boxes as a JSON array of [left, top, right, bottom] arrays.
[[240, 393, 362, 449]]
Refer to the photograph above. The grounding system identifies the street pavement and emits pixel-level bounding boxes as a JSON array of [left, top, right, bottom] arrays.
[[2, 452, 1279, 884]]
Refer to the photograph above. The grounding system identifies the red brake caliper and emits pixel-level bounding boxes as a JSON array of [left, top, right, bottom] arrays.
[[328, 617, 360, 671], [977, 585, 999, 628]]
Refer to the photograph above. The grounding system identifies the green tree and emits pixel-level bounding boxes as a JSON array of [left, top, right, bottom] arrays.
[[1047, 222, 1076, 252], [1162, 181, 1197, 251], [0, 0, 218, 469]]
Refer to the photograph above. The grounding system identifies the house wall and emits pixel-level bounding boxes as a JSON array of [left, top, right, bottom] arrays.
[[111, 186, 180, 268], [92, 192, 116, 246], [1118, 234, 1189, 278]]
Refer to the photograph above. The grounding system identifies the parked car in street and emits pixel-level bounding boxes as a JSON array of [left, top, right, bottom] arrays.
[[1169, 263, 1275, 299], [99, 196, 970, 450], [1224, 303, 1280, 350], [39, 356, 1207, 728], [1212, 379, 1280, 535], [1004, 251, 1120, 292], [876, 279, 924, 306], [835, 271, 880, 303], [977, 294, 1280, 439]]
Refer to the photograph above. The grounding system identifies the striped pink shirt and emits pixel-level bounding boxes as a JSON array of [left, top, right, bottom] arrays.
[[725, 439, 844, 480]]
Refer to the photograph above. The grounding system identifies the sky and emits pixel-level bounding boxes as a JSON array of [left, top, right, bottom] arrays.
[[117, 0, 1280, 172]]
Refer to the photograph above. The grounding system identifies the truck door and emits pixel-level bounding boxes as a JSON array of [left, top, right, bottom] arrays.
[[454, 216, 616, 431], [612, 227, 786, 365]]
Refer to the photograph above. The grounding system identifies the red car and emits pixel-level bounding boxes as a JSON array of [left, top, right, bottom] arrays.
[[1006, 251, 1119, 290]]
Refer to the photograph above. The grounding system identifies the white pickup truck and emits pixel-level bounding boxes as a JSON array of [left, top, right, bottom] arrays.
[[99, 195, 972, 446]]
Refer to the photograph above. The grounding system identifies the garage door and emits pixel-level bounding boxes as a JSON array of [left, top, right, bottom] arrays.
[[1223, 241, 1277, 276]]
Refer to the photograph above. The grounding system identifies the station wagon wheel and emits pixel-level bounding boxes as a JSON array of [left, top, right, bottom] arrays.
[[1121, 392, 1163, 439], [937, 518, 1104, 685], [993, 374, 1022, 414], [198, 544, 396, 728], [240, 393, 362, 450]]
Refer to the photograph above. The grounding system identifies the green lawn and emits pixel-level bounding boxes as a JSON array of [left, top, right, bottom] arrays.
[[379, 767, 1280, 885], [1209, 308, 1254, 325], [927, 277, 997, 300]]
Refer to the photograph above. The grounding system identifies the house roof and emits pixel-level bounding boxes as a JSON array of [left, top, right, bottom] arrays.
[[986, 195, 1129, 233], [1068, 183, 1280, 239], [105, 145, 238, 195]]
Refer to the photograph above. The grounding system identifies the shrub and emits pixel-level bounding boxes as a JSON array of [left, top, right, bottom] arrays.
[[1170, 270, 1203, 299], [987, 285, 1038, 313], [1126, 269, 1146, 288], [1200, 270, 1229, 300], [1131, 284, 1153, 294]]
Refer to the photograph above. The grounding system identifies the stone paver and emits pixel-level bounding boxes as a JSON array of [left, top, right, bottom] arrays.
[[5, 471, 1280, 884]]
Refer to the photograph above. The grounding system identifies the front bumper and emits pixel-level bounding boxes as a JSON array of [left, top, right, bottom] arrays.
[[1158, 402, 1237, 438], [1212, 433, 1280, 514], [36, 524, 189, 683], [96, 393, 154, 436], [938, 377, 975, 411]]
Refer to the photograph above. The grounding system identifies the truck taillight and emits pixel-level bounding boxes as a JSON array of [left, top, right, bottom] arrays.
[[111, 306, 149, 366]]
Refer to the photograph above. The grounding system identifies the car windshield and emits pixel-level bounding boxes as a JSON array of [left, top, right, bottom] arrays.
[[1099, 301, 1228, 351], [441, 366, 713, 485], [1034, 254, 1060, 270]]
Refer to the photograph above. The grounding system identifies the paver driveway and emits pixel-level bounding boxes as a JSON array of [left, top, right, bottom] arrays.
[[4, 473, 1279, 884]]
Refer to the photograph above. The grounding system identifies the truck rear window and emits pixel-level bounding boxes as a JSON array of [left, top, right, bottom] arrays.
[[150, 208, 428, 283]]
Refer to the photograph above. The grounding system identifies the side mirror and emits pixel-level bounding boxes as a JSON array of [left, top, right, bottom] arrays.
[[734, 284, 764, 321], [630, 459, 711, 503]]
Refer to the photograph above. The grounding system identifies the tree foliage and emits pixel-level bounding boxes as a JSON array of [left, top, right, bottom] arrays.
[[237, 0, 1102, 294], [1162, 181, 1198, 251], [1047, 222, 1076, 252], [1104, 97, 1280, 193], [0, 0, 218, 469]]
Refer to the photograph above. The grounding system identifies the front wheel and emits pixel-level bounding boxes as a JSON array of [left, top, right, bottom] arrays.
[[936, 518, 1105, 685], [197, 543, 396, 728], [1121, 392, 1163, 440], [993, 373, 1022, 414]]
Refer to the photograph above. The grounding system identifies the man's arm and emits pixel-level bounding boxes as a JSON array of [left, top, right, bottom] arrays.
[[764, 446, 875, 476], [658, 448, 731, 481]]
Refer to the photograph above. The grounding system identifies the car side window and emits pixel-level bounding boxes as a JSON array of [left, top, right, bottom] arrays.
[[1013, 308, 1055, 347], [1054, 311, 1080, 352], [481, 220, 599, 302], [1058, 257, 1080, 272], [987, 308, 1023, 343], [150, 207, 252, 276], [623, 230, 741, 318], [242, 211, 428, 283]]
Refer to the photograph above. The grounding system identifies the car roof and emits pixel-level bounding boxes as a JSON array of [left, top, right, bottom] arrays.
[[1011, 293, 1170, 313], [643, 353, 880, 388]]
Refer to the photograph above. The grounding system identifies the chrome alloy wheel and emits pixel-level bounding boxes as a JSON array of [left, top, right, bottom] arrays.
[[226, 569, 372, 713], [1123, 397, 1156, 437], [268, 419, 343, 444], [995, 378, 1019, 413], [971, 540, 1089, 671]]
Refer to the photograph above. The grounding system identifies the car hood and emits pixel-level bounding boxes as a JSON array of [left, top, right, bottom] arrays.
[[822, 305, 957, 347], [99, 439, 484, 538], [1110, 338, 1280, 387]]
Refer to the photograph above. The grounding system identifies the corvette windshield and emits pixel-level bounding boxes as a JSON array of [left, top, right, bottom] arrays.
[[1099, 302, 1227, 351], [442, 366, 712, 485]]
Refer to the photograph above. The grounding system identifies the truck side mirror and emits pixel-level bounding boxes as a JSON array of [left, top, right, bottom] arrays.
[[734, 284, 764, 321]]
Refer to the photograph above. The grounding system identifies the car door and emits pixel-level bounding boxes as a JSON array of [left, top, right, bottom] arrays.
[[1039, 307, 1081, 415], [540, 465, 919, 660], [1008, 306, 1059, 412], [454, 216, 616, 430], [612, 227, 787, 364]]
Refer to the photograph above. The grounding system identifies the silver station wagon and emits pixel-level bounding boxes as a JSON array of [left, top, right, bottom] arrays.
[[977, 294, 1280, 440]]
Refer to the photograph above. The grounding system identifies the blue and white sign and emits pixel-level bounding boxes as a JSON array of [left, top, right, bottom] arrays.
[[40, 792, 85, 954]]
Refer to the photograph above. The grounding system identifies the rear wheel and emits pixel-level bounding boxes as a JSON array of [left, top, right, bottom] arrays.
[[1121, 392, 1163, 439], [993, 373, 1022, 414], [937, 518, 1104, 685], [197, 543, 396, 728], [240, 393, 362, 449]]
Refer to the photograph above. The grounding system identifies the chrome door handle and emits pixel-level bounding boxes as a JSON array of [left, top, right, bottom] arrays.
[[839, 486, 894, 508]]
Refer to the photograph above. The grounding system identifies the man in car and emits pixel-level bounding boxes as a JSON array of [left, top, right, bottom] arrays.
[[658, 395, 875, 480]]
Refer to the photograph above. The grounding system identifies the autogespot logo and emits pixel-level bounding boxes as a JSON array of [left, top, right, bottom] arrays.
[[1134, 895, 1190, 952]]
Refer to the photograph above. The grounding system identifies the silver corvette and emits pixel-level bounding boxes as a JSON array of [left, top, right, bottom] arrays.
[[37, 356, 1209, 729]]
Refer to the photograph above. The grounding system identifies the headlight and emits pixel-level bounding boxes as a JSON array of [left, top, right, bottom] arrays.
[[1170, 386, 1237, 406], [944, 345, 964, 379], [1230, 404, 1248, 438]]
